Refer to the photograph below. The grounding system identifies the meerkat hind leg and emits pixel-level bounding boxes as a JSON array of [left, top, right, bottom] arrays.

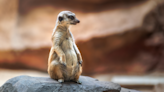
[[73, 75, 82, 84], [72, 66, 82, 84], [49, 61, 64, 82]]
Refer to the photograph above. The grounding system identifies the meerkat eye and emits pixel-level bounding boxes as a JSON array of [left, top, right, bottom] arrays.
[[68, 16, 74, 20], [58, 16, 63, 21]]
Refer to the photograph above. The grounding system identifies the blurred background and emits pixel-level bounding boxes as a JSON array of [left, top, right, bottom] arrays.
[[0, 0, 164, 92]]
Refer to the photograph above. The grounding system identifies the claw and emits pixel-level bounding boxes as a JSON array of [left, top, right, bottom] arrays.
[[76, 80, 82, 84], [78, 61, 82, 66], [58, 79, 64, 83], [79, 61, 82, 64]]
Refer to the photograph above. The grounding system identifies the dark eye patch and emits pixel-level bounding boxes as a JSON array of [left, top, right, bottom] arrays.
[[68, 16, 74, 20], [58, 16, 63, 21]]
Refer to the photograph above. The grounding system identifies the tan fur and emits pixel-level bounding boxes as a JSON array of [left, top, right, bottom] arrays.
[[47, 11, 82, 83]]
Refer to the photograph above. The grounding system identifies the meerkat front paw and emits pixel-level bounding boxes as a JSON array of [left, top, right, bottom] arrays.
[[78, 60, 82, 66], [59, 55, 66, 66]]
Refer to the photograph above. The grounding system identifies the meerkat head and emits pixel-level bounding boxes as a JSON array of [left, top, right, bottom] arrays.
[[57, 11, 80, 26]]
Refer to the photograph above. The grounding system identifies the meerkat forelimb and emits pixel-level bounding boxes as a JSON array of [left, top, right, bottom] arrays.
[[48, 11, 82, 83]]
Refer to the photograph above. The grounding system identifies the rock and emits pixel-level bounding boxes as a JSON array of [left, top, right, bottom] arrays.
[[154, 84, 164, 92], [120, 88, 141, 92], [0, 75, 121, 92]]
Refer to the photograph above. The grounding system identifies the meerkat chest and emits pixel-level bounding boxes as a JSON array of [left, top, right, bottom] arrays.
[[61, 31, 78, 66], [61, 34, 74, 50]]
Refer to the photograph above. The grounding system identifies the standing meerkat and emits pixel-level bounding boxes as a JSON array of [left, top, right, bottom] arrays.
[[48, 11, 82, 83]]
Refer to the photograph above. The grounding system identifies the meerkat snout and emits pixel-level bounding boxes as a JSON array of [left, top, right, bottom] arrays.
[[57, 11, 80, 25], [76, 20, 80, 23]]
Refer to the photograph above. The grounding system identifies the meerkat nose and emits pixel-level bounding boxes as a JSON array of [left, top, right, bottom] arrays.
[[77, 20, 80, 23]]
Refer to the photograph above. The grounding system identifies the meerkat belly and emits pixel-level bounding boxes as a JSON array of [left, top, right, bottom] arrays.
[[61, 38, 78, 67]]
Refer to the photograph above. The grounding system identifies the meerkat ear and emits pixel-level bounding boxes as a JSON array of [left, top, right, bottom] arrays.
[[58, 16, 63, 22]]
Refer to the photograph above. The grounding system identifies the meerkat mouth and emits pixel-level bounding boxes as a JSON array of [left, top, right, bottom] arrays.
[[70, 20, 80, 25], [70, 23, 77, 25]]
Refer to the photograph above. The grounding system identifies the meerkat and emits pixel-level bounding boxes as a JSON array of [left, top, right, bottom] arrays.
[[48, 11, 83, 83]]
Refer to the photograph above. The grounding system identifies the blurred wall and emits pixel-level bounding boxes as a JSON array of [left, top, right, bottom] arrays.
[[0, 0, 164, 75]]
